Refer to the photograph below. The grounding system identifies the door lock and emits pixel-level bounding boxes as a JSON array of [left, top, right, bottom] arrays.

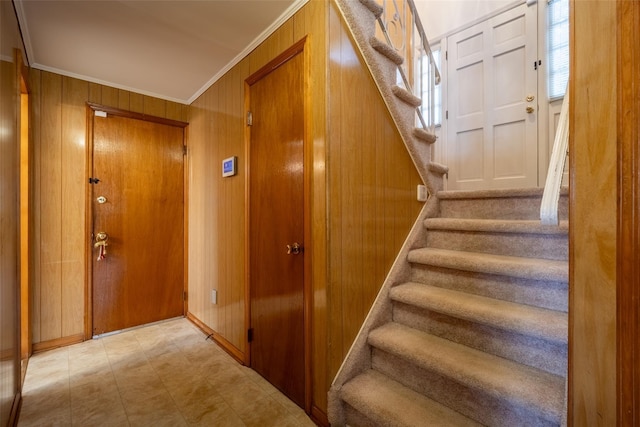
[[94, 232, 109, 261], [526, 95, 535, 102], [286, 242, 302, 255]]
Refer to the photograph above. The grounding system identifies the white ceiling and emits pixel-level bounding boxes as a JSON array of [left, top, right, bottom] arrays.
[[14, 0, 307, 104]]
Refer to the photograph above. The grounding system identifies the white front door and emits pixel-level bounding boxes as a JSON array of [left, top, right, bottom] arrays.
[[446, 3, 538, 190]]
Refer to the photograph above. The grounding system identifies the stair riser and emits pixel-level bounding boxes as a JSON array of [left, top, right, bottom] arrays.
[[344, 404, 378, 427], [439, 196, 568, 220], [425, 229, 568, 261], [372, 349, 560, 427], [393, 302, 567, 377], [410, 264, 568, 312]]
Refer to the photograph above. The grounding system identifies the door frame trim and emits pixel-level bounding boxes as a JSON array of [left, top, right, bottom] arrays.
[[616, 0, 640, 422], [84, 103, 188, 338], [244, 36, 312, 413]]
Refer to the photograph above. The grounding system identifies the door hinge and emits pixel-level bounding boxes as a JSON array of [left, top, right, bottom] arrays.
[[183, 145, 187, 156], [183, 291, 187, 301], [246, 111, 253, 126], [248, 328, 254, 342], [445, 110, 449, 120], [445, 50, 448, 60], [534, 59, 542, 70], [88, 177, 100, 184]]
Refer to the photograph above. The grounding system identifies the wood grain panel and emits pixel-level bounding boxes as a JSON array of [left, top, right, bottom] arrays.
[[88, 82, 101, 104], [0, 52, 20, 426], [117, 89, 130, 111], [617, 0, 640, 423], [61, 76, 87, 337], [303, 0, 329, 413], [144, 96, 166, 118], [569, 0, 618, 425], [326, 2, 423, 381], [30, 70, 42, 345], [186, 1, 329, 418], [30, 71, 188, 349], [130, 92, 144, 114], [101, 86, 118, 108], [39, 71, 63, 341]]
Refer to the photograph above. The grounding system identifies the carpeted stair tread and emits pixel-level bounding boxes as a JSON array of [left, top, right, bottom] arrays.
[[392, 85, 422, 107], [424, 218, 569, 235], [341, 370, 482, 427], [413, 127, 436, 144], [428, 161, 449, 175], [370, 37, 404, 65], [368, 323, 565, 423], [390, 282, 568, 343], [359, 0, 383, 18], [437, 186, 568, 200], [408, 248, 568, 282]]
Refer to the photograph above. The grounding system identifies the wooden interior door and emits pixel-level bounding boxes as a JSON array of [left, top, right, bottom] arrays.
[[91, 111, 185, 336], [446, 3, 538, 190], [248, 48, 305, 408]]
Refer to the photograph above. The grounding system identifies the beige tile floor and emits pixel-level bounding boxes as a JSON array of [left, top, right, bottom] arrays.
[[18, 318, 317, 427]]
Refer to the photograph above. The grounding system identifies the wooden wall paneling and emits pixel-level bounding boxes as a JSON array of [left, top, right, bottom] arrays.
[[617, 0, 640, 423], [216, 73, 230, 345], [101, 86, 118, 108], [227, 63, 243, 352], [30, 70, 42, 344], [166, 102, 188, 124], [305, 0, 329, 415], [39, 71, 63, 342], [187, 98, 205, 327], [117, 89, 130, 111], [143, 96, 166, 119], [569, 0, 618, 425], [0, 52, 20, 425], [205, 82, 220, 335], [228, 63, 247, 352], [88, 82, 101, 104], [327, 3, 345, 379], [61, 76, 88, 338], [206, 82, 219, 332], [130, 92, 144, 114], [20, 69, 31, 362], [249, 18, 295, 75], [340, 25, 365, 349], [28, 72, 189, 348], [326, 0, 422, 379]]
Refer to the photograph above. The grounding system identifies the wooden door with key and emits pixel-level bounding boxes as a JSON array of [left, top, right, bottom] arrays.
[[247, 42, 306, 409], [89, 106, 186, 336]]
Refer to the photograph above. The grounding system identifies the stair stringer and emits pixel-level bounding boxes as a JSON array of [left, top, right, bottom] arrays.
[[332, 0, 448, 197], [328, 196, 437, 425]]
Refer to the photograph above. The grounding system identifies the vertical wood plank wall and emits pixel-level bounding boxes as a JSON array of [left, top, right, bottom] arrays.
[[1, 0, 25, 423], [326, 1, 423, 385], [187, 0, 331, 413], [569, 0, 617, 424], [187, 0, 421, 416], [0, 58, 20, 427], [29, 69, 188, 348], [27, 0, 431, 418]]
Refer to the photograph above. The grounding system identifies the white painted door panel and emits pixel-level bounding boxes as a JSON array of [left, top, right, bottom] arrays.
[[447, 3, 538, 190]]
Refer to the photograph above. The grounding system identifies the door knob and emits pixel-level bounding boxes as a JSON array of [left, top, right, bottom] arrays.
[[526, 95, 535, 102], [94, 232, 109, 261], [526, 106, 535, 114], [286, 242, 302, 255]]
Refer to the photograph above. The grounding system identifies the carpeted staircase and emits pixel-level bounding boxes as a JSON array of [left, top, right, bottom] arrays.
[[328, 0, 569, 425]]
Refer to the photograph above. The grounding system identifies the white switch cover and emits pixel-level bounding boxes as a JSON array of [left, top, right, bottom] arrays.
[[417, 184, 428, 202], [211, 289, 217, 304]]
